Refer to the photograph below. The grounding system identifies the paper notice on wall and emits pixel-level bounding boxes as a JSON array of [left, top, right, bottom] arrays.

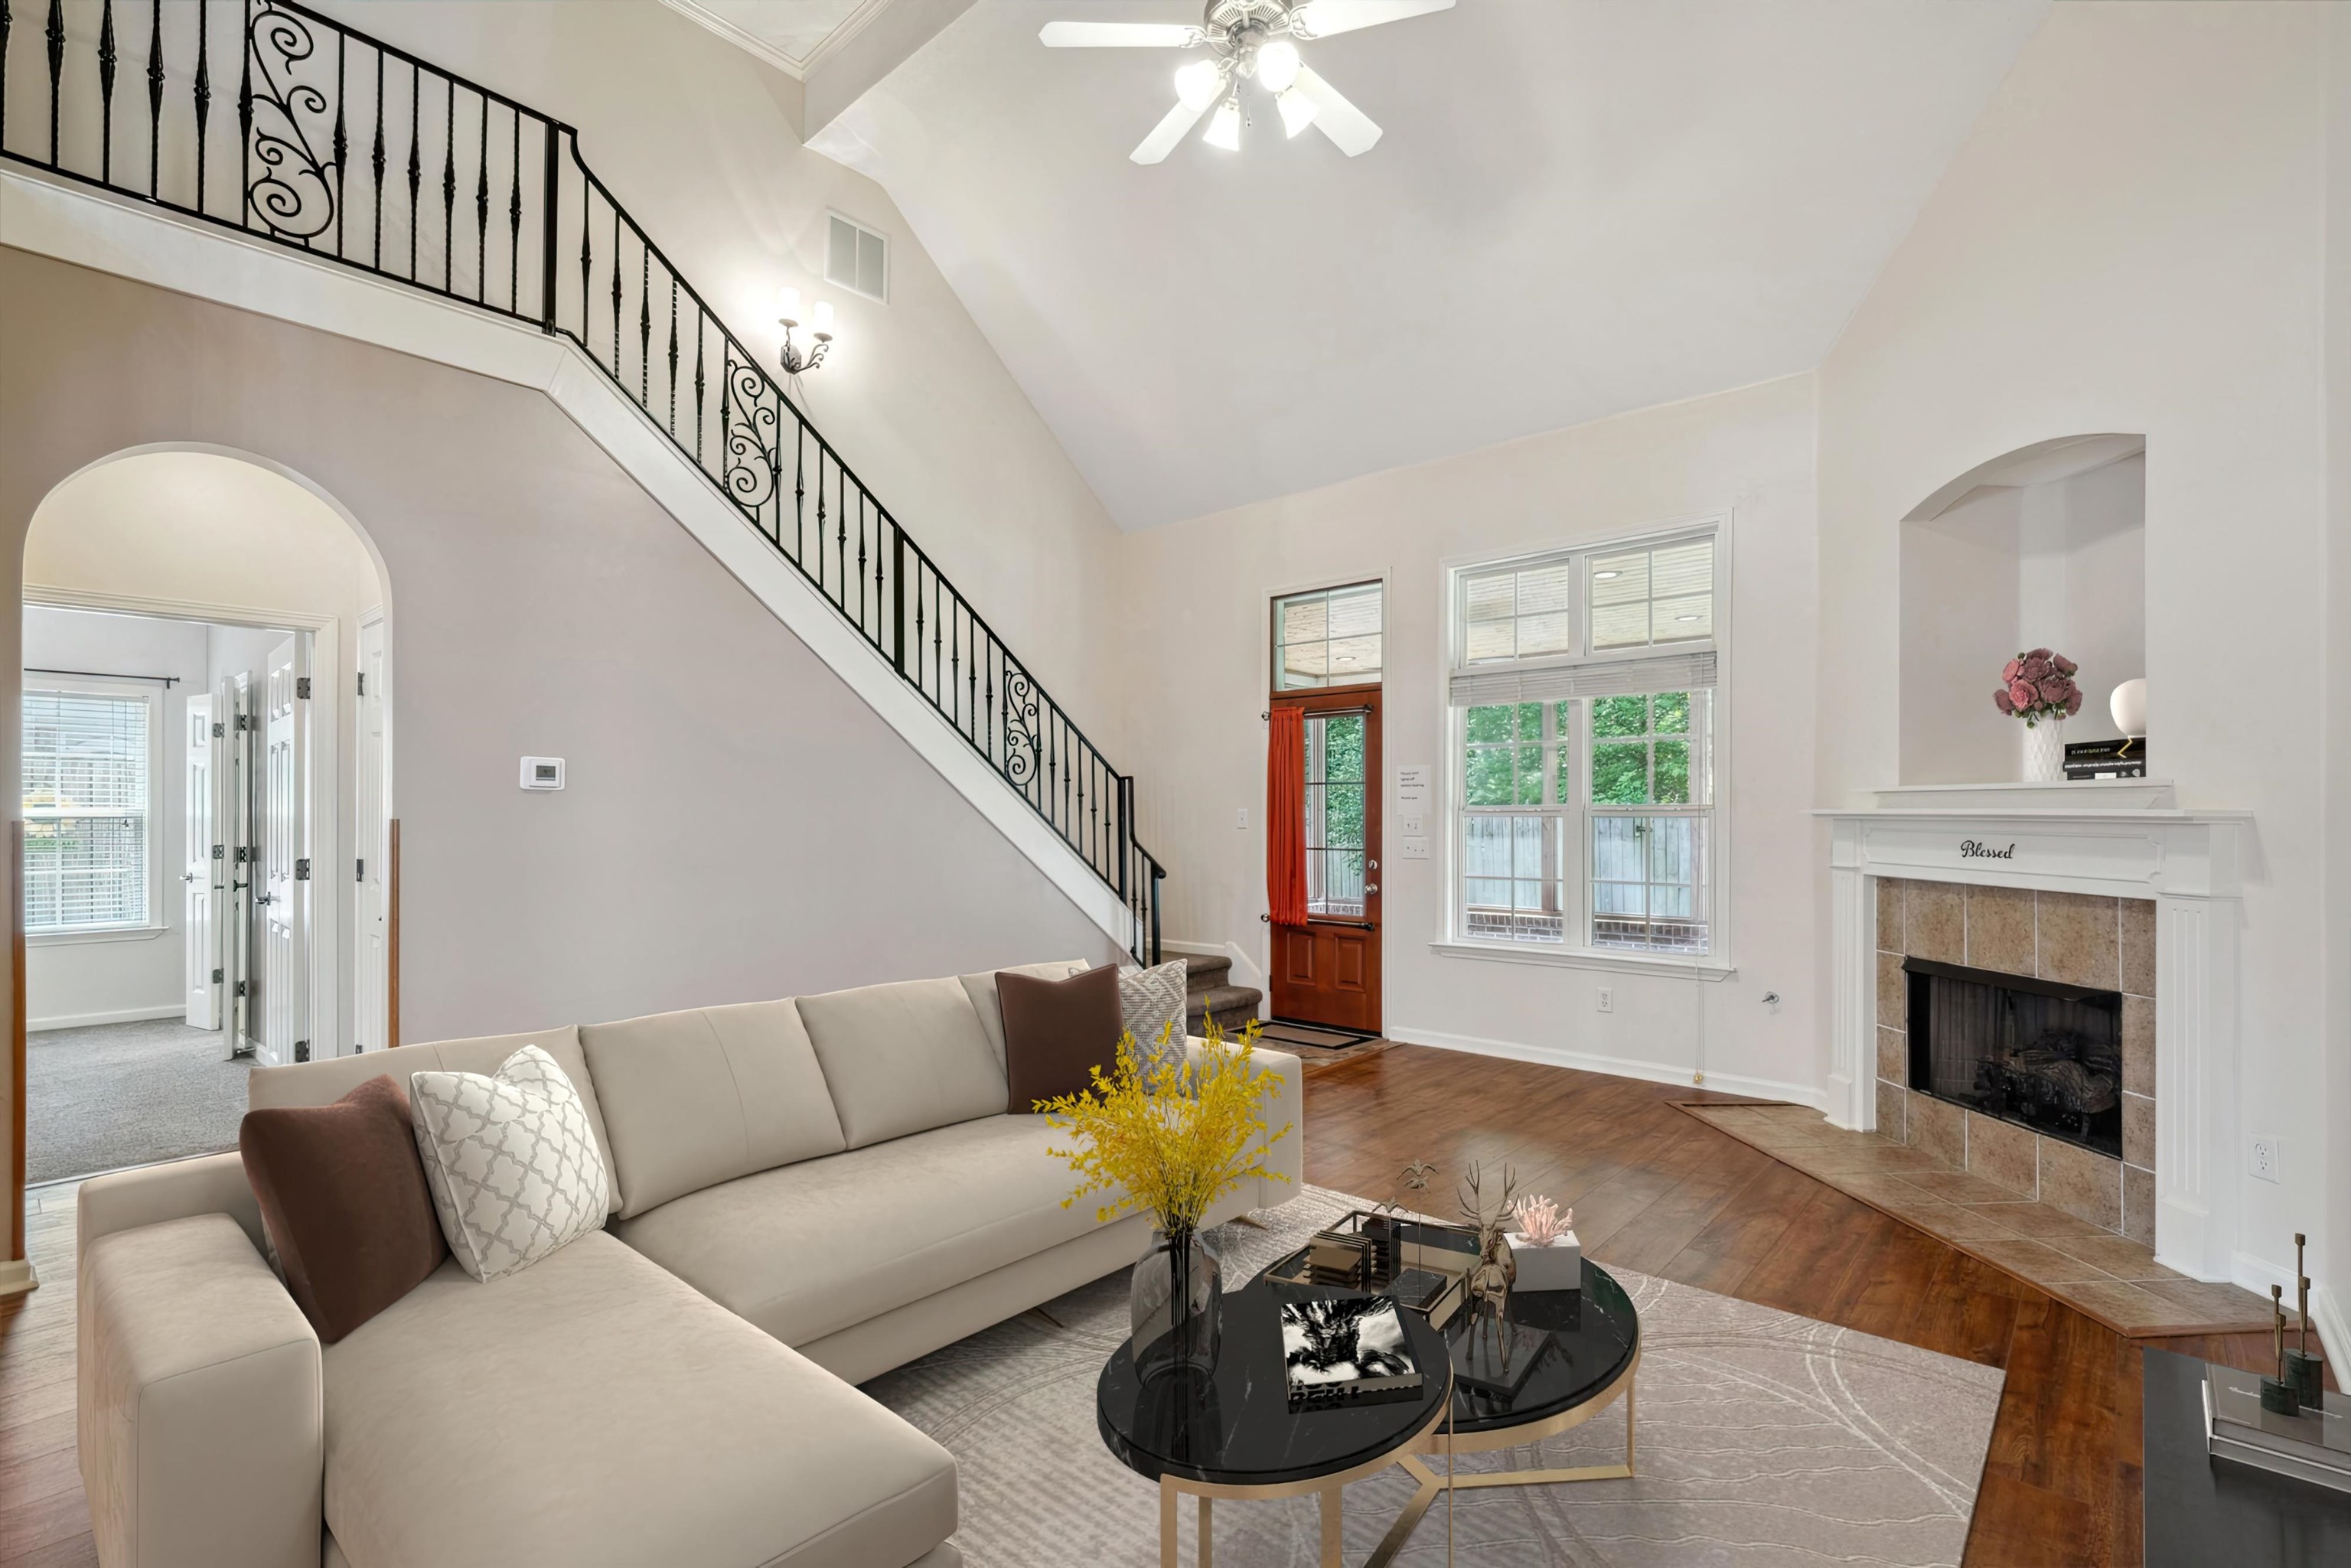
[[1395, 764, 1433, 836]]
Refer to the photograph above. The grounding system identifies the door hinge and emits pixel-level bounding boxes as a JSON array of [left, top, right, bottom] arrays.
[[234, 980, 248, 997], [357, 672, 366, 696], [356, 857, 366, 882], [211, 967, 223, 984], [211, 721, 223, 738], [211, 843, 224, 859], [295, 858, 311, 881], [236, 845, 250, 864], [296, 676, 311, 699], [294, 1039, 311, 1064], [235, 713, 251, 732]]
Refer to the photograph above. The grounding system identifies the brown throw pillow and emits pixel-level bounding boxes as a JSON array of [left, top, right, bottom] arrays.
[[1000, 962, 1125, 1112], [240, 1074, 448, 1343]]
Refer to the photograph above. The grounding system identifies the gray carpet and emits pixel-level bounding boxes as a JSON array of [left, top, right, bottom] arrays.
[[25, 1018, 246, 1185], [868, 1187, 2004, 1567]]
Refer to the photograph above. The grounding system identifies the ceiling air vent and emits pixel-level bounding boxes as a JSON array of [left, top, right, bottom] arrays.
[[827, 214, 888, 303]]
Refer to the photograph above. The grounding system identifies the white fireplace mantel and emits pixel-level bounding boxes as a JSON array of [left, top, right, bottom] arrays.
[[1818, 780, 2250, 1282]]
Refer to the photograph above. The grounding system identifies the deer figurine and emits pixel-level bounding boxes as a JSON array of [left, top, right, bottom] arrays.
[[1458, 1163, 1521, 1371]]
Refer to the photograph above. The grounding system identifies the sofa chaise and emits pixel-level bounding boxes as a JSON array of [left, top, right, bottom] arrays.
[[75, 960, 1303, 1567]]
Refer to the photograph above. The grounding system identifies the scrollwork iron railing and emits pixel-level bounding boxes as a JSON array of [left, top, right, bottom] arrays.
[[0, 0, 1163, 961]]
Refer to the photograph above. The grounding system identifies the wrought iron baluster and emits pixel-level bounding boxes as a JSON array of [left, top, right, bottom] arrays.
[[578, 178, 591, 351], [814, 450, 827, 591], [50, 0, 69, 168], [538, 119, 557, 331], [692, 310, 706, 462], [244, 6, 337, 246], [792, 429, 806, 562], [3, 2, 15, 168], [331, 33, 344, 256], [404, 61, 419, 279], [194, 0, 210, 210], [507, 109, 520, 311], [236, 1, 252, 223], [608, 206, 620, 376], [665, 279, 677, 432], [367, 47, 382, 267], [439, 75, 453, 288], [637, 243, 650, 406], [145, 0, 162, 198], [99, 0, 116, 183], [856, 492, 869, 636], [836, 468, 847, 611], [472, 93, 486, 300]]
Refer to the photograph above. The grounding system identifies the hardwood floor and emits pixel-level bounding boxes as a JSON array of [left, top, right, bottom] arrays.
[[1299, 1043, 2318, 1568], [0, 1042, 2317, 1567]]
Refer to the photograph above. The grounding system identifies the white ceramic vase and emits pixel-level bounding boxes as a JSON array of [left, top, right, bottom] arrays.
[[2022, 719, 2066, 783], [1505, 1231, 1583, 1293]]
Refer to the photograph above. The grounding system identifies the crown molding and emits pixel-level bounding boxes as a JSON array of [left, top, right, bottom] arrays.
[[658, 0, 903, 83]]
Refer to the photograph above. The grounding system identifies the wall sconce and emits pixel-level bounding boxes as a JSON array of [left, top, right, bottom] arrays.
[[778, 286, 833, 375]]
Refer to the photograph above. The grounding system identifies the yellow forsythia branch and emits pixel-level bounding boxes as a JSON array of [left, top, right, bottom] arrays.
[[1039, 1015, 1293, 1231]]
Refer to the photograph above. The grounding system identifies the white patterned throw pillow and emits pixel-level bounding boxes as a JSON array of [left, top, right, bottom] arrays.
[[1119, 959, 1189, 1074], [408, 1045, 609, 1283]]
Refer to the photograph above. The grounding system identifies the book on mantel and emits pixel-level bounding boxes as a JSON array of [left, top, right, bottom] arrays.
[[2204, 1363, 2351, 1492], [2064, 737, 2148, 780], [1280, 1297, 1423, 1407]]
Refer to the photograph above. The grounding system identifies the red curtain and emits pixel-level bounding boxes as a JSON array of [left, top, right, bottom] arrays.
[[1267, 706, 1309, 928]]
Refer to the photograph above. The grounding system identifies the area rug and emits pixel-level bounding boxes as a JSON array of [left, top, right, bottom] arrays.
[[866, 1186, 2004, 1566]]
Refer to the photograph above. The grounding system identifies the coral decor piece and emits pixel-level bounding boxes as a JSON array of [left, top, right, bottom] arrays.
[[1992, 648, 2085, 728], [1508, 1194, 1573, 1247]]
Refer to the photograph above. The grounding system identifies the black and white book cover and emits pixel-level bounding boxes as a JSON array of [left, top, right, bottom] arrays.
[[1281, 1297, 1423, 1403]]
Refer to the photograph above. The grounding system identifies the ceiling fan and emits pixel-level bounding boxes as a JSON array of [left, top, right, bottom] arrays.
[[1040, 0, 1456, 165]]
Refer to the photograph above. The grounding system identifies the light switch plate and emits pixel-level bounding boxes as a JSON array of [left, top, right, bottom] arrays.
[[520, 756, 566, 791]]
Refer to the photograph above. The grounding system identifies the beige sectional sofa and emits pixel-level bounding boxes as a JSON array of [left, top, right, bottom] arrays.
[[75, 961, 1303, 1568]]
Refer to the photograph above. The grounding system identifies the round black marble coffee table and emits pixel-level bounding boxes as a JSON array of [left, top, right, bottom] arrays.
[[1097, 1276, 1453, 1568]]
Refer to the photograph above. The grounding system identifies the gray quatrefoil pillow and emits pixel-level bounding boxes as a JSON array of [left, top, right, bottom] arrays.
[[408, 1045, 610, 1282]]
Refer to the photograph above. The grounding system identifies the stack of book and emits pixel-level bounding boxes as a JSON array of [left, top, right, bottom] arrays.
[[2063, 737, 2147, 780], [1280, 1297, 1425, 1407]]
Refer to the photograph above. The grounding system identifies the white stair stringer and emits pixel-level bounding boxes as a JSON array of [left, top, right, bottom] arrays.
[[0, 165, 1138, 955]]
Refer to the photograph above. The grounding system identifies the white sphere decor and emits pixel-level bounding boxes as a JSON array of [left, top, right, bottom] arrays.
[[2110, 677, 2147, 737]]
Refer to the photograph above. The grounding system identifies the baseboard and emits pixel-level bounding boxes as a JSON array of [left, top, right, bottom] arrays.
[[28, 1004, 190, 1033], [0, 1257, 37, 1298], [2308, 1280, 2347, 1373], [1384, 1023, 1829, 1110]]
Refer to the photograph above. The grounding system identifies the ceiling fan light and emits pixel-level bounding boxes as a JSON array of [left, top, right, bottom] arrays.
[[1257, 39, 1302, 93], [1277, 86, 1318, 138], [1203, 96, 1242, 152], [1175, 58, 1224, 110]]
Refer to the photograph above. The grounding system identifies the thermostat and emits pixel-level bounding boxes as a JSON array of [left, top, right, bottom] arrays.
[[520, 757, 565, 791]]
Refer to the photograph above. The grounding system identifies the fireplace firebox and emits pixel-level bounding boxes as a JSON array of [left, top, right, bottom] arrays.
[[1903, 957, 2122, 1159]]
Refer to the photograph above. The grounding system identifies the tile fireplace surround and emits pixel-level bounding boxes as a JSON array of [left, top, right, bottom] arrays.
[[1822, 781, 2248, 1284]]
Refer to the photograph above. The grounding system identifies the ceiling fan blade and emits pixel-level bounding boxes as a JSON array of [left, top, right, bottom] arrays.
[[1292, 67, 1382, 156], [1040, 21, 1199, 47], [1132, 96, 1213, 164], [1292, 0, 1454, 39]]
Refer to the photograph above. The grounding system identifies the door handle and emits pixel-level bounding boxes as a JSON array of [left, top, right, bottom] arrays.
[[1365, 883, 1380, 895], [255, 892, 276, 905], [182, 871, 198, 882]]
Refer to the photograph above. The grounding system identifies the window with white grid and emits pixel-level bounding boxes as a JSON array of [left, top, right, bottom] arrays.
[[1447, 526, 1723, 959], [22, 685, 156, 934]]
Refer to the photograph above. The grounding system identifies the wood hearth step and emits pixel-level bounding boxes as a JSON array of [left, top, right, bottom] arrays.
[[1176, 952, 1263, 1035]]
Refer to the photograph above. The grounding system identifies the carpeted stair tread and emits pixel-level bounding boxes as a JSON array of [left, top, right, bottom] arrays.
[[1185, 983, 1261, 1032], [1179, 953, 1232, 992]]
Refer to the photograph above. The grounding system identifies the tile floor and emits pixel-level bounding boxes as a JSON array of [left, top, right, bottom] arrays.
[[1682, 1101, 2281, 1336]]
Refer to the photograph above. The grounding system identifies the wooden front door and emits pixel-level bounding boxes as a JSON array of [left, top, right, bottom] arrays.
[[1270, 688, 1381, 1033]]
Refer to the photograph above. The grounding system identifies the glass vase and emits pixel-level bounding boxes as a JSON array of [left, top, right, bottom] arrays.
[[2022, 718, 2066, 783], [1130, 1226, 1221, 1380]]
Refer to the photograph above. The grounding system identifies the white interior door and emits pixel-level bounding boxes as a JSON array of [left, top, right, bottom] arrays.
[[354, 619, 388, 1052], [222, 674, 253, 1057], [256, 638, 311, 1066], [183, 695, 220, 1030]]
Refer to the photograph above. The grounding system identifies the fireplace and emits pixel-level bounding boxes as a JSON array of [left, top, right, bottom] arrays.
[[1904, 957, 2122, 1159]]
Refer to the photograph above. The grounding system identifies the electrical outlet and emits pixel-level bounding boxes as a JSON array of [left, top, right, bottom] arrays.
[[2251, 1135, 2281, 1184], [1236, 807, 1249, 830], [1596, 986, 1615, 1014]]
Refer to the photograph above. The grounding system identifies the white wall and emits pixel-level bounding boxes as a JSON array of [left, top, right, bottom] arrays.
[[27, 454, 382, 1052], [1818, 1, 2335, 1315], [18, 607, 205, 1030], [2017, 453, 2147, 747], [298, 0, 1132, 766], [1121, 374, 1821, 1101]]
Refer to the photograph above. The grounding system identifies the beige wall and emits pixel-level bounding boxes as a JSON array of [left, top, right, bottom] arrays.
[[297, 0, 1132, 765], [0, 246, 1117, 1199], [1818, 1, 2335, 1305], [1120, 374, 1822, 1099]]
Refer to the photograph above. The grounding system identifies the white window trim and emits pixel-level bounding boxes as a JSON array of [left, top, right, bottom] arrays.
[[1433, 514, 1734, 970], [823, 210, 889, 303], [21, 674, 168, 941]]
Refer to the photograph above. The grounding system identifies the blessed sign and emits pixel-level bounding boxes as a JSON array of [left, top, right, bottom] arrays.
[[1960, 839, 2017, 861]]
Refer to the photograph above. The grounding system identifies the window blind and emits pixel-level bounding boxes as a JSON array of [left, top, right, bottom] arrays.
[[21, 688, 151, 931], [1448, 649, 1717, 708]]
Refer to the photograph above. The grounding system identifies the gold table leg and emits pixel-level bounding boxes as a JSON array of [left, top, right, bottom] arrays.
[[1198, 1495, 1213, 1568], [1319, 1485, 1343, 1568], [1159, 1478, 1178, 1568]]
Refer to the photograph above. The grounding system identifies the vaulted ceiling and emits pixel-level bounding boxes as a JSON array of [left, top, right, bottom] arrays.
[[808, 0, 2050, 529]]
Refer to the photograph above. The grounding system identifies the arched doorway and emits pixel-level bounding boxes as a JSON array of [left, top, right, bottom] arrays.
[[15, 447, 392, 1187]]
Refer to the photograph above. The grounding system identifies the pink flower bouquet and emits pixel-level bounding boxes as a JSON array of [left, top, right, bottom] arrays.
[[1993, 648, 2083, 728]]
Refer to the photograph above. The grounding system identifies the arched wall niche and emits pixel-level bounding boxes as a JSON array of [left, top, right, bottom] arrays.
[[1898, 433, 2147, 785]]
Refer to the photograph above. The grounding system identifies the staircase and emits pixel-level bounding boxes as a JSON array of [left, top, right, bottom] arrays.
[[1181, 952, 1262, 1037], [0, 0, 1163, 961]]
